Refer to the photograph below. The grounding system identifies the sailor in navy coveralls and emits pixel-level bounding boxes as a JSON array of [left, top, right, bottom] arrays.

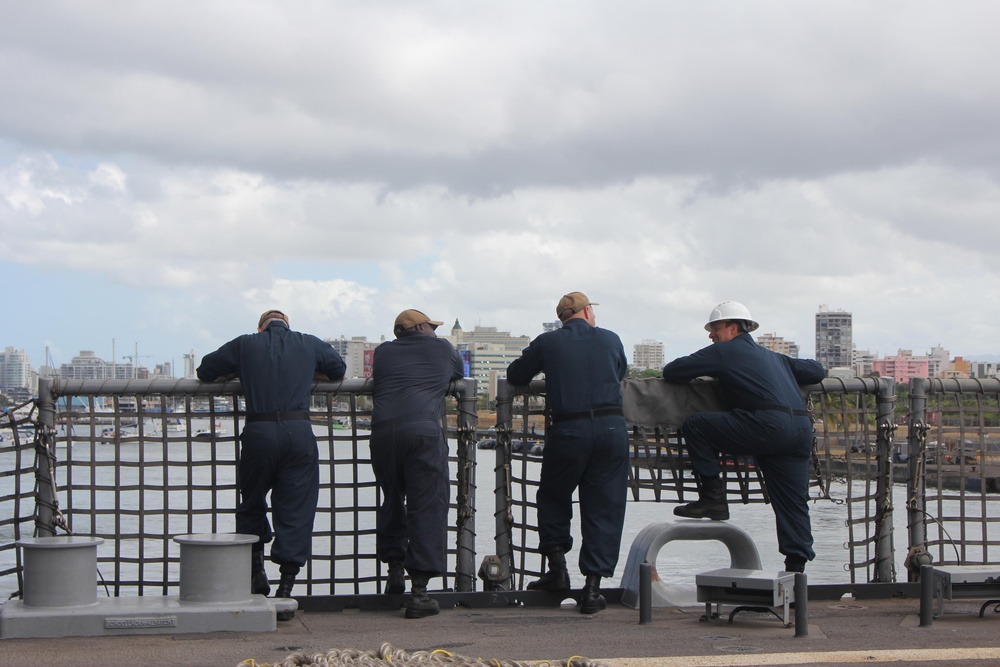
[[370, 309, 465, 618], [661, 301, 825, 572], [197, 309, 346, 615], [507, 291, 629, 614]]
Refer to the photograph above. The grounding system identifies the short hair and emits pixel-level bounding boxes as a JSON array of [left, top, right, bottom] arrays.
[[258, 309, 289, 329]]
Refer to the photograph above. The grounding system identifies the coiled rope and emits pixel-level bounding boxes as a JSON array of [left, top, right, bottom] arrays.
[[238, 642, 608, 667]]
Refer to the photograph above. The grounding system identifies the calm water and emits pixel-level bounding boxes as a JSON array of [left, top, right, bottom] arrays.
[[0, 426, 992, 601]]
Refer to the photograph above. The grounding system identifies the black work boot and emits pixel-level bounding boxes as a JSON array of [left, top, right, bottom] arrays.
[[275, 563, 299, 621], [386, 561, 406, 595], [673, 475, 729, 520], [526, 547, 571, 591], [251, 548, 270, 596], [405, 571, 440, 619], [784, 557, 807, 573], [580, 574, 607, 614]]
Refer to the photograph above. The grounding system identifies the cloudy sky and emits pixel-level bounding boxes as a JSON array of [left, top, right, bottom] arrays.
[[2, 1, 998, 375]]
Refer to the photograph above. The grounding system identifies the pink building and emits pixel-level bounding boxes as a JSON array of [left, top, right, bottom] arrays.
[[872, 350, 929, 383]]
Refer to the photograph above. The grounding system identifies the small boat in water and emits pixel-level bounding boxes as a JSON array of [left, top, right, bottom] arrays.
[[194, 423, 228, 440]]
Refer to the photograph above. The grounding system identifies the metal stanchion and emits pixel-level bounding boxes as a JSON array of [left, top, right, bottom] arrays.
[[639, 561, 652, 625], [794, 572, 808, 637], [919, 564, 936, 627]]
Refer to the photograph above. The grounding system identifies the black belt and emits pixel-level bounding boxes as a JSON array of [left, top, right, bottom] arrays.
[[245, 411, 311, 422], [550, 407, 623, 424], [757, 403, 809, 417]]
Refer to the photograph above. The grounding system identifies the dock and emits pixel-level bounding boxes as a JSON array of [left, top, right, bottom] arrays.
[[820, 458, 1000, 492]]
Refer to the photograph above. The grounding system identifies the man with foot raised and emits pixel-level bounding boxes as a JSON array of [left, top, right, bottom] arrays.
[[661, 301, 825, 573]]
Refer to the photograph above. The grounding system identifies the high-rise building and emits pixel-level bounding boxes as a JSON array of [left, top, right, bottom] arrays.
[[451, 321, 530, 400], [0, 347, 34, 400], [756, 333, 799, 359], [182, 350, 198, 379], [633, 339, 664, 369], [815, 305, 852, 372], [327, 335, 383, 378]]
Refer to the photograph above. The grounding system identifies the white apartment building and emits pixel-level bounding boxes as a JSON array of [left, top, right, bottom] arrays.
[[852, 347, 876, 377], [927, 345, 950, 379], [632, 339, 664, 369], [0, 346, 34, 400], [59, 351, 134, 381], [969, 361, 1000, 379]]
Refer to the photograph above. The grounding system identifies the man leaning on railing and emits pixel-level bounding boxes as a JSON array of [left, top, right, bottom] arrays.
[[197, 309, 346, 620]]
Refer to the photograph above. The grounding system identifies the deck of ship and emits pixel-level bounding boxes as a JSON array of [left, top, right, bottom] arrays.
[[2, 592, 999, 667]]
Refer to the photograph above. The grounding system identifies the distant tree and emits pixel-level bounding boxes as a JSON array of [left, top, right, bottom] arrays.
[[627, 368, 662, 379]]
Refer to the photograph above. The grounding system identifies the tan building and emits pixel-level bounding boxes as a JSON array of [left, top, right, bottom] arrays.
[[756, 333, 799, 359]]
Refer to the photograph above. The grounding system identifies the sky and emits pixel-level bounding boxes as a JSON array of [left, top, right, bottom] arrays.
[[2, 1, 999, 374]]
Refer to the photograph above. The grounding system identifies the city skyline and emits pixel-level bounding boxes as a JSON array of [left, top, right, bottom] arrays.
[[5, 308, 998, 384]]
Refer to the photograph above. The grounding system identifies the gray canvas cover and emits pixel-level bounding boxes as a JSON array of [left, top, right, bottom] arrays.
[[621, 378, 729, 429]]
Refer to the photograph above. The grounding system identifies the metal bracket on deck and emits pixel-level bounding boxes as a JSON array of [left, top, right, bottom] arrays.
[[695, 568, 795, 626], [620, 521, 762, 608]]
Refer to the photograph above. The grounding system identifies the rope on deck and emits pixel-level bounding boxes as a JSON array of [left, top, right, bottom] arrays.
[[238, 642, 608, 667]]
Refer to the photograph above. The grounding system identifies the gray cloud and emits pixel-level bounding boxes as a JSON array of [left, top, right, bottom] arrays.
[[1, 1, 999, 368]]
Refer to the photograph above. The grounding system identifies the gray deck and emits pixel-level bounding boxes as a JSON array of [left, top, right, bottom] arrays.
[[2, 595, 999, 667]]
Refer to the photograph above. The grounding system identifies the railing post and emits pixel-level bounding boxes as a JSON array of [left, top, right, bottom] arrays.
[[873, 377, 896, 583], [907, 377, 930, 582], [34, 378, 58, 537], [453, 378, 479, 592], [494, 379, 515, 591]]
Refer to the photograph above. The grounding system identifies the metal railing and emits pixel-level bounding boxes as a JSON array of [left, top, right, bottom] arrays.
[[0, 377, 478, 600], [495, 377, 900, 587], [4, 374, 1000, 601], [906, 378, 1000, 580]]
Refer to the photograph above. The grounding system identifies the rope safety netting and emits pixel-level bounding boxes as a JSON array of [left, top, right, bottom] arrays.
[[238, 643, 608, 667]]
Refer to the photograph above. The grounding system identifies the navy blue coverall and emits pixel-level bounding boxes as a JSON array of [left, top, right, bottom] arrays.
[[197, 321, 346, 568], [661, 333, 825, 564], [370, 331, 465, 577], [506, 318, 630, 579]]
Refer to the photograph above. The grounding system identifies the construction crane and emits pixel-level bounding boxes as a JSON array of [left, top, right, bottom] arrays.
[[122, 344, 154, 379]]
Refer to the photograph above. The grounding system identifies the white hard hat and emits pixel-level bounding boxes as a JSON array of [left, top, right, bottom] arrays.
[[705, 301, 759, 332]]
